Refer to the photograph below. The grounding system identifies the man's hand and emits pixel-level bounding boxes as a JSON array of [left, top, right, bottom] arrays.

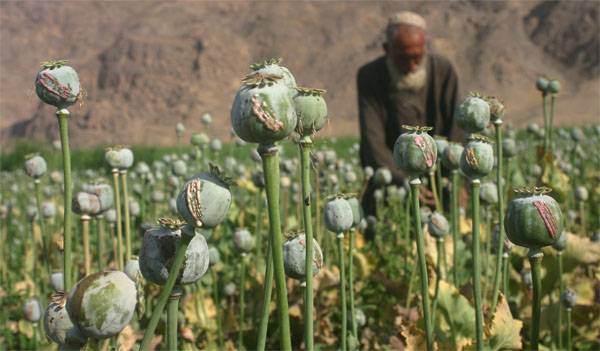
[[419, 187, 436, 206]]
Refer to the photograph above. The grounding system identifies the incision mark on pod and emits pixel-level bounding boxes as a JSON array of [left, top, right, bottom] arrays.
[[185, 179, 204, 223], [37, 72, 73, 99], [465, 148, 479, 168], [533, 200, 558, 238], [251, 94, 283, 132], [414, 135, 435, 167]]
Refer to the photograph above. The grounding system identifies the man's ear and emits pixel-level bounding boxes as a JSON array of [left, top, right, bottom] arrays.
[[383, 42, 389, 55]]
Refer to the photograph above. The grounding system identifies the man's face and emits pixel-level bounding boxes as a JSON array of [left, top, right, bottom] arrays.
[[384, 26, 426, 74]]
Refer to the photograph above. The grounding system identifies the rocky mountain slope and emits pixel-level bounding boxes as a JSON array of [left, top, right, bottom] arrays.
[[1, 1, 598, 147]]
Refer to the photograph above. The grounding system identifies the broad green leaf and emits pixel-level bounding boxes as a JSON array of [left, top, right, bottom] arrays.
[[436, 280, 475, 349], [485, 294, 522, 351]]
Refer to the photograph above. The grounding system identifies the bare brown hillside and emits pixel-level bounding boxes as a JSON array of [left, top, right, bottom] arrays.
[[1, 1, 598, 148]]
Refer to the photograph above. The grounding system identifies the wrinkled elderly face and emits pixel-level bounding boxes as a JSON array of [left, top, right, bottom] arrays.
[[384, 25, 426, 74]]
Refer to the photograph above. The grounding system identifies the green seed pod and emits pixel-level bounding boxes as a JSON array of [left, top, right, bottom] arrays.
[[105, 147, 134, 170], [24, 154, 47, 179], [420, 206, 432, 225], [570, 127, 585, 142], [81, 183, 113, 213], [210, 139, 222, 151], [536, 77, 549, 94], [347, 197, 363, 227], [135, 162, 150, 175], [26, 205, 38, 221], [72, 192, 101, 215], [51, 272, 64, 291], [151, 190, 165, 203], [24, 298, 42, 322], [223, 283, 237, 297], [249, 57, 297, 91], [547, 79, 560, 94], [41, 201, 56, 218], [233, 228, 255, 253], [190, 133, 210, 147], [428, 212, 449, 238], [124, 258, 141, 282], [44, 293, 87, 347], [485, 96, 505, 122], [175, 122, 185, 137], [434, 137, 449, 158], [283, 233, 323, 280], [201, 113, 213, 125], [139, 223, 210, 285], [231, 71, 297, 144], [208, 246, 221, 266], [479, 182, 499, 205], [457, 96, 490, 133], [492, 224, 514, 253], [373, 168, 392, 187], [575, 186, 588, 202], [552, 231, 567, 251], [129, 200, 140, 217], [35, 60, 81, 109], [393, 126, 437, 177], [502, 138, 517, 158], [293, 87, 328, 135], [66, 271, 137, 339], [172, 160, 187, 177], [176, 168, 232, 228], [104, 209, 117, 223], [442, 142, 464, 171], [505, 187, 564, 249], [324, 196, 354, 233], [560, 288, 576, 308], [459, 135, 494, 179]]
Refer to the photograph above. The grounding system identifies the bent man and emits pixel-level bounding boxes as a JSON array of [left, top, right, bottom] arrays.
[[357, 11, 461, 230]]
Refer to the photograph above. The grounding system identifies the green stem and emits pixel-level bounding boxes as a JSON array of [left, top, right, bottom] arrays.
[[542, 94, 549, 155], [259, 144, 291, 351], [436, 160, 444, 212], [57, 109, 74, 292], [30, 220, 37, 295], [410, 178, 433, 351], [97, 217, 105, 273], [502, 253, 509, 297], [566, 308, 572, 351], [257, 241, 273, 351], [120, 171, 132, 262], [255, 189, 264, 265], [491, 120, 506, 313], [337, 233, 347, 351], [549, 94, 556, 154], [82, 215, 91, 276], [405, 254, 417, 310], [529, 249, 543, 351], [139, 229, 194, 351], [34, 180, 51, 279], [451, 170, 460, 287], [349, 228, 358, 340], [432, 238, 444, 326], [212, 269, 223, 348], [299, 137, 315, 351], [557, 251, 563, 349], [430, 170, 442, 214], [111, 170, 124, 271], [471, 179, 483, 351], [167, 287, 182, 351], [238, 254, 246, 350]]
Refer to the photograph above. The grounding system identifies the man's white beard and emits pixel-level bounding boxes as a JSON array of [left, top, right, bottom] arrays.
[[386, 56, 427, 92]]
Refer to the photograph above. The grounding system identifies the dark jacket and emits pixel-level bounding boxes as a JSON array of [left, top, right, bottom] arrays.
[[357, 53, 460, 220]]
